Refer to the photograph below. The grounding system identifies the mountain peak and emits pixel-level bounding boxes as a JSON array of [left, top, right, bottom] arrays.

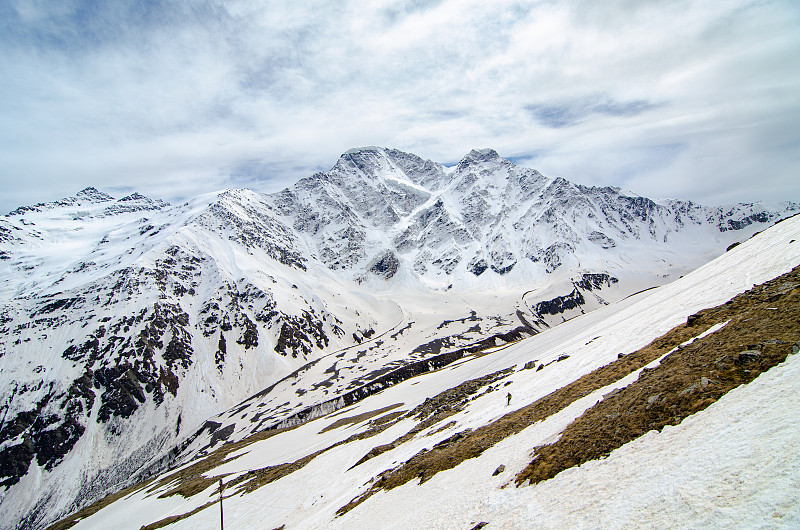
[[75, 186, 115, 203], [344, 146, 386, 155], [332, 146, 392, 175], [457, 148, 502, 169], [119, 192, 151, 202], [471, 147, 500, 157]]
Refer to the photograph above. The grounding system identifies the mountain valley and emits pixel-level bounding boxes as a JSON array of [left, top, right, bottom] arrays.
[[0, 147, 797, 529]]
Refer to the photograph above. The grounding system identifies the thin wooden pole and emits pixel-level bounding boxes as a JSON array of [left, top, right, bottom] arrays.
[[219, 478, 224, 530]]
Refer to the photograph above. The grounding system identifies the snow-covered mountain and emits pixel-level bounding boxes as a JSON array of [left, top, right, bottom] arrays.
[[271, 147, 792, 290], [0, 147, 796, 529], [46, 199, 800, 530]]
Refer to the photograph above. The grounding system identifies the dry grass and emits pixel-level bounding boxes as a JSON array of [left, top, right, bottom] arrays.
[[137, 400, 418, 527], [47, 423, 302, 530], [318, 403, 404, 433], [516, 266, 800, 486], [139, 500, 216, 530], [348, 368, 514, 470], [148, 424, 298, 500]]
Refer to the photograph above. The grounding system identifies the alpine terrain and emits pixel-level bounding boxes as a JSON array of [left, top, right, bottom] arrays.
[[0, 147, 797, 529]]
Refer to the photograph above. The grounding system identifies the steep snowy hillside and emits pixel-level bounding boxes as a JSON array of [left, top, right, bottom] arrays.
[[0, 189, 390, 529], [0, 147, 796, 529], [50, 205, 800, 530]]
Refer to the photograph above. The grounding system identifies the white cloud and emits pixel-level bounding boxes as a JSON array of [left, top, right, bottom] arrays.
[[1, 0, 798, 213]]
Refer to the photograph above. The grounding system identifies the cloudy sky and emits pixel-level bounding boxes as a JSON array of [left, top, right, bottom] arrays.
[[1, 0, 798, 213]]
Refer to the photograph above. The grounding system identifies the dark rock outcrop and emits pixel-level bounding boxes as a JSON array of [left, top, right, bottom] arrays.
[[368, 251, 399, 279]]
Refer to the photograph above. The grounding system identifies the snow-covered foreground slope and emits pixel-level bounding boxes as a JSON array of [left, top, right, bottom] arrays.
[[60, 213, 800, 530]]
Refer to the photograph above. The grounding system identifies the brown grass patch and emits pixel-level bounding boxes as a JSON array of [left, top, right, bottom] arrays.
[[348, 368, 514, 471], [47, 423, 302, 530], [319, 403, 404, 433], [134, 398, 418, 527], [139, 500, 216, 530], [516, 266, 800, 486]]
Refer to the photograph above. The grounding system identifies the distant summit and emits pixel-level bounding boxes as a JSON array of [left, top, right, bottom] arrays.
[[5, 187, 168, 217]]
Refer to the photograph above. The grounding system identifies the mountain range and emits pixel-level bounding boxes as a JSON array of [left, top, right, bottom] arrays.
[[0, 147, 797, 529]]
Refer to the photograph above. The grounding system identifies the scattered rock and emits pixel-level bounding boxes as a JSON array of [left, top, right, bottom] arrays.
[[734, 350, 761, 365], [492, 464, 505, 476], [646, 393, 662, 406], [209, 424, 235, 448], [470, 523, 489, 530], [523, 361, 537, 370]]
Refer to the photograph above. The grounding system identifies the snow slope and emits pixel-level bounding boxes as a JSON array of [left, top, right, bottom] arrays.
[[63, 208, 800, 530]]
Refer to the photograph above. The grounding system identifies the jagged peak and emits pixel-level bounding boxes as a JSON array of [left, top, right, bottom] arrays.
[[332, 146, 392, 175], [344, 146, 386, 155], [75, 187, 115, 203], [328, 147, 445, 194], [119, 192, 151, 202], [216, 187, 266, 204], [336, 147, 441, 175], [6, 187, 116, 216], [471, 147, 500, 157], [99, 191, 169, 215], [456, 148, 503, 170]]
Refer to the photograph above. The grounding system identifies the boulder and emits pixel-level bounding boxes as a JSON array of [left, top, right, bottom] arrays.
[[734, 350, 761, 365]]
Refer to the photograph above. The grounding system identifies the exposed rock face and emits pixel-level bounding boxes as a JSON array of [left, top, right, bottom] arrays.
[[530, 243, 575, 273], [574, 273, 618, 291], [467, 257, 488, 276], [274, 312, 329, 358], [735, 350, 762, 365], [368, 251, 400, 279], [588, 230, 616, 248], [521, 273, 621, 332], [535, 289, 586, 316]]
